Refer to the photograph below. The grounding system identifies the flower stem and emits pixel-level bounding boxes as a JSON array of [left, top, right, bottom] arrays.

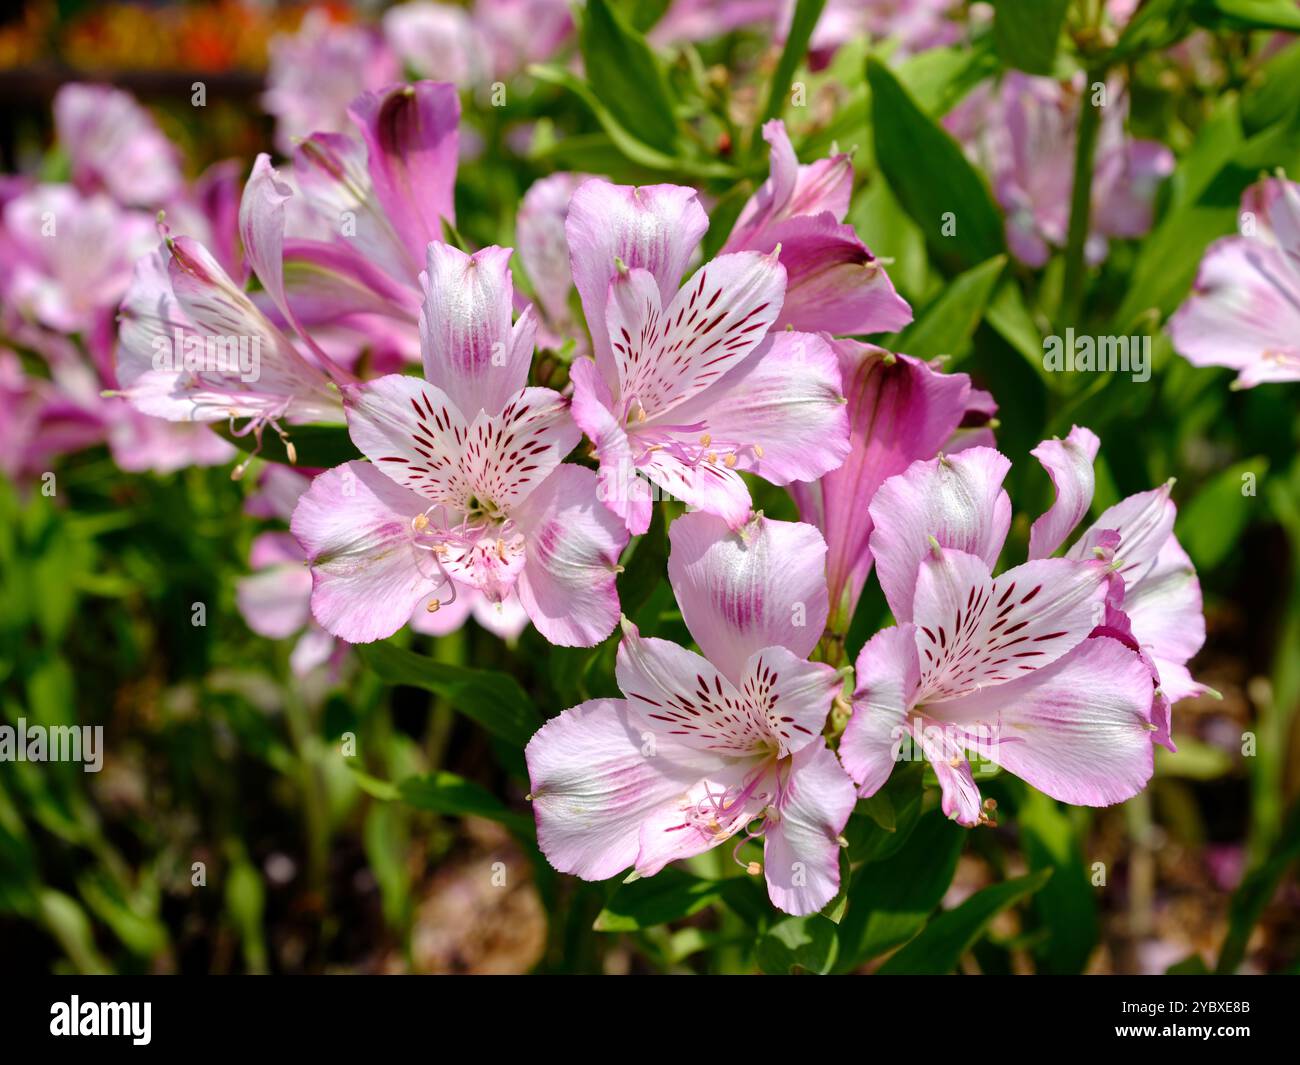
[[1059, 68, 1107, 327]]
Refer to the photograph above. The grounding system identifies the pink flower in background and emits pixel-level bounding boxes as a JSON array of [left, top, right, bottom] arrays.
[[722, 121, 912, 337], [274, 81, 460, 338], [564, 179, 850, 535], [650, 0, 782, 44], [790, 0, 964, 65], [1168, 176, 1300, 387], [516, 172, 594, 354], [53, 83, 183, 208], [525, 511, 856, 915], [0, 185, 155, 340], [263, 10, 400, 155], [946, 73, 1173, 267], [472, 0, 575, 78], [839, 431, 1202, 825], [383, 3, 489, 88], [789, 341, 989, 632], [292, 242, 627, 647]]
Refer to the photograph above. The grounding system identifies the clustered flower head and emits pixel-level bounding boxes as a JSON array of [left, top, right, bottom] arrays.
[[4, 1, 1244, 926]]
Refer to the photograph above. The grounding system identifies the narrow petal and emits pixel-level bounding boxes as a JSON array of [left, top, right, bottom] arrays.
[[347, 81, 460, 267], [291, 461, 435, 643], [1068, 481, 1176, 586], [763, 739, 857, 915], [667, 510, 829, 683], [419, 242, 530, 417], [912, 719, 984, 827], [930, 636, 1156, 808], [525, 697, 723, 881], [1028, 425, 1101, 560], [868, 447, 1012, 624], [514, 464, 628, 647], [841, 624, 921, 796], [565, 179, 708, 383]]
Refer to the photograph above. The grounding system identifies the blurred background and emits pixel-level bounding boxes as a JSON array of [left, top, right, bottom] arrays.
[[0, 0, 1298, 974]]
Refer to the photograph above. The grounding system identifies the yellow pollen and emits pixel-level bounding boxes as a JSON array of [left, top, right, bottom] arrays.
[[724, 453, 737, 468], [753, 444, 764, 458], [746, 861, 762, 876], [706, 452, 717, 464], [699, 433, 711, 446], [412, 513, 429, 531], [426, 599, 441, 613], [948, 755, 962, 768]]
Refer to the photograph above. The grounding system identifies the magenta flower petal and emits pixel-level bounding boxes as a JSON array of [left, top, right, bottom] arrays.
[[347, 81, 460, 268], [667, 511, 829, 682], [791, 341, 972, 624], [1027, 425, 1101, 560]]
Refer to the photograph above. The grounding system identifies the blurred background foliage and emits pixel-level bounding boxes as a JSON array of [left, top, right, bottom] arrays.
[[1, 0, 1299, 973]]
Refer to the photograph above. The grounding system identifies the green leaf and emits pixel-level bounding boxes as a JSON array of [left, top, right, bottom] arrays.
[[1192, 0, 1300, 32], [836, 809, 965, 971], [1176, 457, 1268, 570], [357, 641, 541, 748], [757, 913, 839, 974], [867, 57, 1005, 273], [215, 421, 358, 469], [1106, 0, 1194, 62], [878, 869, 1052, 974], [594, 868, 725, 931], [761, 0, 827, 124], [581, 0, 681, 154], [618, 503, 668, 625], [398, 771, 533, 834], [993, 0, 1071, 75], [1018, 789, 1099, 974], [1157, 737, 1234, 779], [1217, 798, 1300, 972], [893, 254, 1006, 362]]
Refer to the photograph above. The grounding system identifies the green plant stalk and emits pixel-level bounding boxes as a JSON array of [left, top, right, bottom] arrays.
[[281, 656, 330, 902], [1059, 68, 1106, 328]]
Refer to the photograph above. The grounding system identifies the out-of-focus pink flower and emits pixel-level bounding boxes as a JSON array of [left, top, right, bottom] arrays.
[[723, 120, 912, 336], [1168, 176, 1300, 387], [291, 242, 627, 648], [384, 2, 489, 88], [525, 511, 856, 915], [0, 349, 104, 480], [790, 0, 964, 65], [650, 0, 782, 44], [263, 10, 401, 155], [516, 172, 593, 352], [840, 429, 1207, 824], [564, 178, 850, 535], [789, 341, 985, 632], [945, 73, 1173, 268], [0, 185, 154, 337], [472, 0, 575, 78], [53, 83, 183, 208]]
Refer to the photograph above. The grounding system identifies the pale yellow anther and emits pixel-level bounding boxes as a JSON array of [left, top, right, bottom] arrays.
[[746, 861, 762, 876], [724, 453, 737, 468], [706, 452, 717, 464], [426, 599, 441, 613], [412, 513, 430, 532], [700, 433, 711, 446], [753, 444, 764, 458]]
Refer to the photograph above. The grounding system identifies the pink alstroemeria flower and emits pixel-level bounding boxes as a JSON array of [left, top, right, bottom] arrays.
[[516, 172, 594, 354], [789, 340, 991, 633], [1168, 176, 1300, 387], [722, 121, 912, 337], [273, 81, 460, 336], [946, 73, 1173, 268], [263, 10, 401, 155], [525, 511, 857, 915], [839, 431, 1200, 825], [291, 241, 628, 647], [53, 83, 184, 208], [564, 178, 851, 534]]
